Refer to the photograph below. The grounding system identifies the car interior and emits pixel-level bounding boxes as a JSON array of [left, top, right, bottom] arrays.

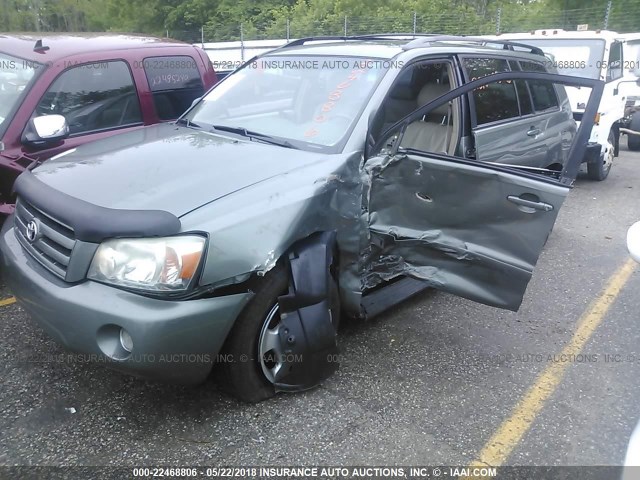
[[377, 62, 458, 156]]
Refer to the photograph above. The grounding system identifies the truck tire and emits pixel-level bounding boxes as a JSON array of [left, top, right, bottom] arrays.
[[587, 130, 614, 181], [628, 112, 640, 151]]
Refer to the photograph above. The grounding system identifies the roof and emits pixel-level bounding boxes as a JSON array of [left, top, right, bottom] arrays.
[[0, 33, 190, 62]]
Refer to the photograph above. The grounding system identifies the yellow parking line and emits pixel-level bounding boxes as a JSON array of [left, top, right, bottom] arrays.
[[468, 258, 637, 471], [0, 296, 16, 307]]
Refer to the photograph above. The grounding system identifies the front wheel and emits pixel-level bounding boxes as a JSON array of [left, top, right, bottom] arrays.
[[217, 260, 340, 403], [587, 131, 614, 181], [216, 265, 288, 403]]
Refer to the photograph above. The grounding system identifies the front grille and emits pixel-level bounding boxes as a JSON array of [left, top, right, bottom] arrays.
[[14, 198, 76, 279]]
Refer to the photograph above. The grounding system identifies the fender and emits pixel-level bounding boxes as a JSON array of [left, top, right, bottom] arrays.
[[273, 231, 340, 391]]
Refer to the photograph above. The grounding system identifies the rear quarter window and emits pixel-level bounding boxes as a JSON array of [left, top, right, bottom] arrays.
[[142, 56, 205, 120]]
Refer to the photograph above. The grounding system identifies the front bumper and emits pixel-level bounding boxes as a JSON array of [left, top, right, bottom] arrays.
[[0, 221, 252, 384]]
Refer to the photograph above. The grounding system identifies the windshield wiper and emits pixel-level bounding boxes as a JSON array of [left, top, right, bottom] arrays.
[[209, 125, 298, 149], [176, 118, 202, 129]]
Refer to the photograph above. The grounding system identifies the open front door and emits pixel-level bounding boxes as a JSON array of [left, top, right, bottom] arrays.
[[364, 71, 603, 311]]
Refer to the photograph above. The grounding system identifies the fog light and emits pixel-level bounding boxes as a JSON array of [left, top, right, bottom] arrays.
[[119, 328, 133, 353]]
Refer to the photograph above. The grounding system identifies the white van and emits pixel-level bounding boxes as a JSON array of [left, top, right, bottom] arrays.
[[493, 29, 640, 180]]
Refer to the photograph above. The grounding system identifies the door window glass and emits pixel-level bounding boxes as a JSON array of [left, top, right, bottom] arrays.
[[35, 61, 141, 135], [528, 81, 559, 111], [607, 41, 623, 81], [515, 80, 534, 115], [463, 58, 519, 125]]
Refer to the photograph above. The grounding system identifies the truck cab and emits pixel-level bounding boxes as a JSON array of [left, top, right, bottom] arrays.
[[0, 33, 218, 215], [619, 33, 640, 151]]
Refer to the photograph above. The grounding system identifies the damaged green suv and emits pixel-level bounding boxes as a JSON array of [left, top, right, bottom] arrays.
[[0, 35, 602, 402]]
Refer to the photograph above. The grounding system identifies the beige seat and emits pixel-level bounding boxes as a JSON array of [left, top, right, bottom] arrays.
[[400, 82, 452, 154]]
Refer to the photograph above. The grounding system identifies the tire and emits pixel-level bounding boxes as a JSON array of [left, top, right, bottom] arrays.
[[216, 264, 289, 403], [587, 130, 614, 181], [628, 112, 640, 151]]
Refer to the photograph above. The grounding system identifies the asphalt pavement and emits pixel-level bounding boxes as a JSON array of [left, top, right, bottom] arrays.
[[1, 145, 639, 469]]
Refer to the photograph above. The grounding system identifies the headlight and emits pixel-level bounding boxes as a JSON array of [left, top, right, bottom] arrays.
[[87, 235, 206, 292]]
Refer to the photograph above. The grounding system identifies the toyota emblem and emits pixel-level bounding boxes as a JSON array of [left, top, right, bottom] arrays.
[[26, 220, 38, 243]]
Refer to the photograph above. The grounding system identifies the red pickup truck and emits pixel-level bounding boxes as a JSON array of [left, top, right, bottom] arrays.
[[0, 33, 217, 214]]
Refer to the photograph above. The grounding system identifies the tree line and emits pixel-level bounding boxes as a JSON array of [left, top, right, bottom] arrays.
[[2, 0, 639, 41]]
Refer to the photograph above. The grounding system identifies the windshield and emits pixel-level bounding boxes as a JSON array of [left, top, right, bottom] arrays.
[[0, 53, 39, 135], [510, 39, 606, 79], [185, 55, 388, 151]]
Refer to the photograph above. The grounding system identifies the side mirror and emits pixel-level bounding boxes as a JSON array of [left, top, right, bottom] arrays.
[[627, 221, 640, 263], [23, 115, 69, 147], [190, 96, 202, 109]]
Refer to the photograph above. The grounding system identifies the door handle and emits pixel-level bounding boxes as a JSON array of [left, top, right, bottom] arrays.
[[526, 127, 541, 137], [507, 195, 554, 212]]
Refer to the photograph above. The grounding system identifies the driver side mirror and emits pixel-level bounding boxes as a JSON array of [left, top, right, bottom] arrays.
[[627, 221, 640, 263], [22, 115, 69, 148]]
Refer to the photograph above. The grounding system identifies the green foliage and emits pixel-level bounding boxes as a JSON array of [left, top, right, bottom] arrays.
[[1, 0, 639, 38]]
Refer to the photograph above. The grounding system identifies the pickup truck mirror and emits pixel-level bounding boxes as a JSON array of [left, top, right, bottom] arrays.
[[23, 115, 69, 148]]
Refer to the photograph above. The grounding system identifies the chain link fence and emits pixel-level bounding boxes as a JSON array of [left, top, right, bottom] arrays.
[[165, 3, 639, 44]]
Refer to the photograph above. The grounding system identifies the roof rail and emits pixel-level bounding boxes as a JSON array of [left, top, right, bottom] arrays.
[[275, 33, 437, 50], [403, 35, 545, 56], [270, 34, 545, 57]]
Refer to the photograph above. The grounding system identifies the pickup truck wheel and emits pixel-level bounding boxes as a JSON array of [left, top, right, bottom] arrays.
[[216, 264, 289, 403], [587, 131, 614, 181], [628, 113, 640, 151]]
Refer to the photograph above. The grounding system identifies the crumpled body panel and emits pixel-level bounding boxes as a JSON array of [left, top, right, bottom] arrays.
[[182, 144, 567, 314], [361, 153, 568, 311], [180, 151, 368, 315]]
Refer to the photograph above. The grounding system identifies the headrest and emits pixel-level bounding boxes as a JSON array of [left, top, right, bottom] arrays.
[[417, 82, 451, 117], [389, 84, 415, 101]]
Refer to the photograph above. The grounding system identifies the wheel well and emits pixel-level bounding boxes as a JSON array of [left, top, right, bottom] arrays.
[[283, 230, 339, 275], [199, 231, 338, 299]]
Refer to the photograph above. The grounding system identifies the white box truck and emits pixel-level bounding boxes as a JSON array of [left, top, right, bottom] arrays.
[[493, 29, 640, 180]]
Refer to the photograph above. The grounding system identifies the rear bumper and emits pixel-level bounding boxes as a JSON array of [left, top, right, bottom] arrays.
[[0, 219, 251, 384]]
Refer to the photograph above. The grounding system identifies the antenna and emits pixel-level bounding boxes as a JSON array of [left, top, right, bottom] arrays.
[[33, 39, 50, 53]]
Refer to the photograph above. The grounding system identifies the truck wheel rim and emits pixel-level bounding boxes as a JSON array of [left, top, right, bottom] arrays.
[[604, 139, 614, 171], [258, 303, 283, 384]]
